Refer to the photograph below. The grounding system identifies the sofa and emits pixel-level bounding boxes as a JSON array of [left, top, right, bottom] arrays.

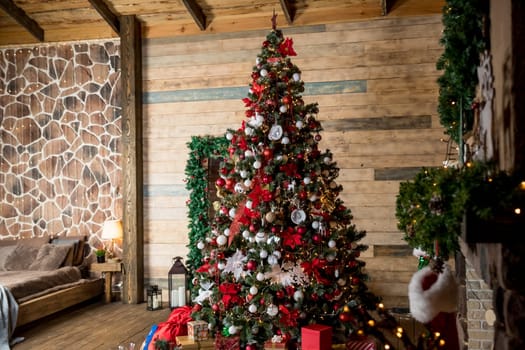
[[0, 235, 104, 327]]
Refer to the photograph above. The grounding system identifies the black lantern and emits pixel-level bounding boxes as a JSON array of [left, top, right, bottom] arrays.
[[168, 256, 188, 309], [146, 285, 162, 311]]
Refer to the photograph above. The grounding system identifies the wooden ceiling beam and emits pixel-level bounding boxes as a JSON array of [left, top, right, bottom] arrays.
[[88, 0, 120, 34], [0, 0, 44, 41], [182, 0, 207, 31], [279, 0, 295, 24]]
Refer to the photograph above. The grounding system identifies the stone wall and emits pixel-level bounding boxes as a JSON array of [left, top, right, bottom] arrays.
[[465, 262, 495, 349], [0, 41, 122, 246]]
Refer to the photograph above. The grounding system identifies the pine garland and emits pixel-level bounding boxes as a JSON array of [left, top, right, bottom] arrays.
[[185, 135, 228, 274], [436, 0, 488, 143]]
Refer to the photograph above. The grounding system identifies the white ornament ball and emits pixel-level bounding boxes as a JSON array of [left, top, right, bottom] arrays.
[[234, 183, 245, 193], [260, 250, 268, 259], [260, 68, 268, 77], [249, 286, 258, 295], [226, 132, 233, 140], [228, 325, 238, 335], [256, 57, 262, 65], [229, 208, 236, 217], [328, 240, 336, 248], [253, 160, 262, 169], [197, 241, 205, 250], [245, 150, 253, 158], [293, 73, 301, 81], [249, 304, 258, 313], [324, 156, 331, 164], [267, 255, 278, 265], [246, 200, 253, 209], [224, 228, 231, 236], [293, 290, 304, 301], [312, 221, 320, 229], [266, 304, 279, 317], [255, 232, 266, 243], [303, 176, 311, 184], [279, 105, 288, 113], [273, 251, 281, 259], [281, 136, 290, 145], [296, 120, 304, 129], [240, 170, 248, 178], [217, 262, 226, 270], [310, 194, 318, 202], [256, 272, 266, 281], [217, 235, 227, 246], [242, 230, 251, 239], [244, 179, 252, 188], [245, 127, 253, 136]]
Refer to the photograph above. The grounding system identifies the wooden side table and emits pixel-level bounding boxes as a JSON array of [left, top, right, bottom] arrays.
[[91, 261, 122, 303]]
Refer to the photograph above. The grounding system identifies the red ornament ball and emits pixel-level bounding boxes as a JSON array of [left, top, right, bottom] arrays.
[[212, 303, 220, 312], [216, 252, 225, 260], [351, 276, 360, 285], [246, 260, 257, 271], [314, 134, 322, 142], [312, 234, 322, 244], [216, 178, 226, 187], [246, 345, 256, 350], [296, 226, 306, 235], [262, 174, 272, 184], [263, 148, 273, 158], [282, 95, 291, 105], [276, 290, 285, 299], [339, 312, 352, 322]]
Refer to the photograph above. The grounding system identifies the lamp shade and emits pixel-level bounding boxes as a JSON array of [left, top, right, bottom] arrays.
[[101, 219, 123, 240]]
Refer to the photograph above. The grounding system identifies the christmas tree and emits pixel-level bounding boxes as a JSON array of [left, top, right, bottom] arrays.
[[191, 19, 446, 350]]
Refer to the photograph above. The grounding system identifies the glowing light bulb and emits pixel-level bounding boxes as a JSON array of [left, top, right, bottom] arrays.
[[515, 208, 521, 215]]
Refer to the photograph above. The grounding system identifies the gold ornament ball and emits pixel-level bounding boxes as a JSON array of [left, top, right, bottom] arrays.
[[265, 212, 276, 223]]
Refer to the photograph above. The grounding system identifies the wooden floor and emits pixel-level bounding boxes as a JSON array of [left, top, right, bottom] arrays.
[[13, 298, 172, 350]]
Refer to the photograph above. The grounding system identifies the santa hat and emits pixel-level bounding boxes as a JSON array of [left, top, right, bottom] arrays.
[[408, 264, 458, 324]]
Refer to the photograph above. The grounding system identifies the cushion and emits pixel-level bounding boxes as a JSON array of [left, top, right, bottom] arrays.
[[50, 236, 88, 266], [4, 243, 40, 270], [0, 245, 17, 271], [28, 243, 73, 271]]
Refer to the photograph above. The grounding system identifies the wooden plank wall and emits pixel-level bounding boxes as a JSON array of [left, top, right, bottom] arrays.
[[142, 14, 445, 307]]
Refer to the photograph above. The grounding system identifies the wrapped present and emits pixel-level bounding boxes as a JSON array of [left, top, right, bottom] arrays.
[[188, 321, 209, 341], [176, 336, 215, 350], [176, 336, 199, 350], [214, 333, 240, 350], [345, 339, 376, 350], [301, 324, 332, 350], [264, 335, 289, 349]]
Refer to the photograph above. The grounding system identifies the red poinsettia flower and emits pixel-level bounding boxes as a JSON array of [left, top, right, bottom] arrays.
[[219, 282, 241, 308], [282, 230, 302, 249], [278, 304, 299, 327], [278, 38, 297, 57]]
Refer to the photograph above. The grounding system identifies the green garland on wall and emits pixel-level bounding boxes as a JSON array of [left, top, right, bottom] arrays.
[[436, 0, 488, 143], [185, 135, 228, 274]]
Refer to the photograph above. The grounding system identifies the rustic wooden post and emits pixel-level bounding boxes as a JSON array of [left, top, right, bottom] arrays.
[[120, 15, 144, 304]]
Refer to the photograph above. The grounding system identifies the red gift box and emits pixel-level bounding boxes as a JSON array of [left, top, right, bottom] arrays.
[[301, 324, 332, 350]]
